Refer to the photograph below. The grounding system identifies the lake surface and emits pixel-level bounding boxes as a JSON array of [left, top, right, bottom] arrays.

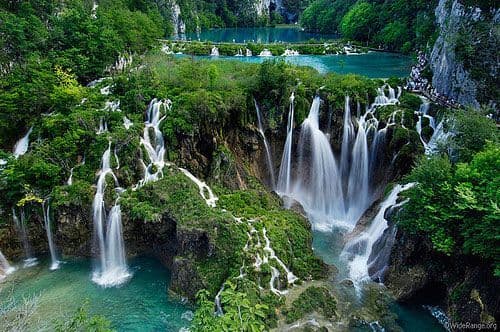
[[182, 26, 338, 43], [0, 257, 189, 331], [190, 52, 412, 78]]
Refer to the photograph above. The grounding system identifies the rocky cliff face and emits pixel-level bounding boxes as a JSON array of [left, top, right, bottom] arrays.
[[430, 0, 499, 107], [385, 228, 500, 325]]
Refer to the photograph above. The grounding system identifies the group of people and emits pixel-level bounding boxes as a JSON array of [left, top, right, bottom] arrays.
[[406, 51, 460, 109]]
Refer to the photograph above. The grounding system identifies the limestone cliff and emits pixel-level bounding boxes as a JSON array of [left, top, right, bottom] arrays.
[[430, 0, 499, 107]]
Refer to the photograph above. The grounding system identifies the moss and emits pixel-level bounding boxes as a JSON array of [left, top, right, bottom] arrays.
[[284, 286, 337, 323]]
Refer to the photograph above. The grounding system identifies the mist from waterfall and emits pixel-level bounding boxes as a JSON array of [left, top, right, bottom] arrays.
[[254, 99, 276, 189], [92, 142, 130, 287], [42, 201, 60, 270]]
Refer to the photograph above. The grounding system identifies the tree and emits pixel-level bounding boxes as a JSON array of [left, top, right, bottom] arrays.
[[339, 1, 377, 42]]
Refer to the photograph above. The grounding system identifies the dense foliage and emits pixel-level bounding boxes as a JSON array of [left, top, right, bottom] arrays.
[[397, 108, 499, 275], [301, 0, 438, 52]]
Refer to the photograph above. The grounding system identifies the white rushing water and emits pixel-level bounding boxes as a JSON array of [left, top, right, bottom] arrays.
[[342, 183, 415, 287], [277, 87, 402, 231], [136, 99, 170, 188], [254, 99, 276, 189], [277, 92, 295, 196], [92, 143, 130, 287], [13, 126, 33, 158], [42, 201, 60, 270], [210, 46, 219, 56], [179, 168, 218, 208], [0, 250, 15, 280], [12, 208, 37, 267]]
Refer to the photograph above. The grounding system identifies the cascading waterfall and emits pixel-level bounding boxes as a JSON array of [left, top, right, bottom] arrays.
[[277, 92, 295, 196], [290, 96, 345, 230], [12, 208, 37, 267], [341, 183, 415, 287], [92, 142, 130, 287], [277, 87, 402, 230], [13, 126, 33, 158], [0, 250, 15, 279], [42, 201, 60, 270], [346, 118, 370, 222], [254, 99, 276, 189], [210, 46, 219, 56], [136, 99, 170, 188]]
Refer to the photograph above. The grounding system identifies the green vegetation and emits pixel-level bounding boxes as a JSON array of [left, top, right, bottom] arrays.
[[284, 286, 337, 323], [301, 0, 438, 52], [397, 107, 499, 275]]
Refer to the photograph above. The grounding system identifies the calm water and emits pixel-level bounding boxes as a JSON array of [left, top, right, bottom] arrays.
[[313, 230, 446, 332], [189, 53, 411, 78], [183, 26, 338, 43], [0, 257, 190, 331]]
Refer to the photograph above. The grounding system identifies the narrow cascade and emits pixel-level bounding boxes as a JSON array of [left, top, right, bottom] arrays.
[[210, 46, 219, 56], [340, 96, 354, 179], [136, 99, 170, 188], [179, 168, 218, 207], [0, 250, 15, 279], [123, 116, 133, 129], [215, 284, 225, 316], [277, 92, 295, 195], [92, 143, 130, 287], [373, 84, 400, 106], [13, 126, 33, 158], [12, 208, 37, 267], [346, 119, 370, 222], [254, 99, 276, 189], [97, 117, 108, 134], [67, 167, 74, 185], [42, 201, 60, 270], [416, 98, 435, 151], [341, 183, 415, 287], [292, 96, 345, 230]]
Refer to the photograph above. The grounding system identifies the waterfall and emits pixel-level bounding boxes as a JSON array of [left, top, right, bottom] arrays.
[[136, 99, 170, 188], [346, 120, 370, 222], [12, 208, 37, 267], [341, 183, 415, 287], [42, 201, 60, 270], [277, 93, 295, 195], [215, 284, 225, 316], [210, 46, 219, 56], [123, 116, 133, 129], [254, 99, 276, 189], [97, 117, 108, 134], [67, 167, 74, 185], [0, 250, 15, 279], [292, 96, 345, 230], [13, 126, 33, 158], [92, 143, 130, 287], [179, 168, 218, 207], [340, 96, 354, 180]]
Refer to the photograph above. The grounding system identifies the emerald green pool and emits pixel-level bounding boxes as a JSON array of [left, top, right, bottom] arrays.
[[0, 257, 190, 331]]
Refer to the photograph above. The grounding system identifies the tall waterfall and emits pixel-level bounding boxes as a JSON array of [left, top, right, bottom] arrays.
[[289, 96, 345, 230], [136, 99, 170, 188], [13, 126, 33, 158], [12, 208, 37, 267], [276, 88, 401, 230], [277, 92, 295, 195], [254, 99, 276, 189], [92, 142, 130, 287], [341, 183, 415, 286], [42, 201, 60, 270], [0, 250, 15, 279]]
